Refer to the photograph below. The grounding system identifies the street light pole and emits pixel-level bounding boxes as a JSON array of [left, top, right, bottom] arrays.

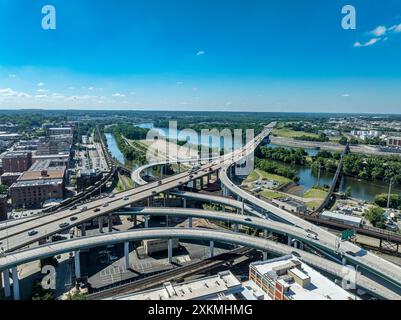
[[387, 177, 393, 209]]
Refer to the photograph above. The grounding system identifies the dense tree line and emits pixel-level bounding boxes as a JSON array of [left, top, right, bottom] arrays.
[[374, 194, 401, 210], [255, 158, 299, 182], [294, 133, 329, 142], [256, 146, 307, 165]]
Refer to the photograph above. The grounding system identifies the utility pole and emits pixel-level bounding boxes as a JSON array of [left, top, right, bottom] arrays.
[[387, 177, 394, 209], [317, 162, 322, 186]]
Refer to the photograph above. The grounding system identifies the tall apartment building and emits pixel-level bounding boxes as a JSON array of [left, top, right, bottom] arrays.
[[387, 136, 401, 148]]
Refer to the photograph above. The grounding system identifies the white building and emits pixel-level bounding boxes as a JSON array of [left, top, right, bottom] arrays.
[[247, 255, 355, 300]]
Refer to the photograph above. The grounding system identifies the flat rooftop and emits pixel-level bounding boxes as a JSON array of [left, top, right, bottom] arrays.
[[110, 271, 242, 301], [251, 255, 354, 300], [18, 168, 65, 181], [321, 210, 362, 224]]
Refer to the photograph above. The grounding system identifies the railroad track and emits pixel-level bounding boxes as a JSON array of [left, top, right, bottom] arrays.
[[87, 247, 253, 300]]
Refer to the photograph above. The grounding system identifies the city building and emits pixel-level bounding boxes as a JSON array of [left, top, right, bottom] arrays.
[[0, 172, 22, 187], [247, 255, 355, 300], [0, 194, 8, 221], [350, 130, 382, 141], [76, 169, 103, 191], [10, 168, 66, 208], [271, 197, 308, 214], [320, 210, 363, 228], [387, 136, 401, 148], [48, 127, 74, 136], [1, 151, 32, 173], [32, 153, 70, 166], [109, 271, 243, 300]]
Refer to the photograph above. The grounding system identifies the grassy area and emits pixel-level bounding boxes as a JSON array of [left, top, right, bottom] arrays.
[[306, 201, 321, 210], [272, 128, 319, 139], [243, 170, 259, 183], [259, 190, 283, 199], [256, 169, 292, 185], [303, 188, 327, 199]]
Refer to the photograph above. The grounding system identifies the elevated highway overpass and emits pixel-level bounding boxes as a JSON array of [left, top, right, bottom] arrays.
[[0, 228, 399, 300]]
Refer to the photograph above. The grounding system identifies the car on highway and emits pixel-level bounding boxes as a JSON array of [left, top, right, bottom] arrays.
[[102, 203, 109, 207], [70, 216, 78, 222], [189, 175, 194, 178], [291, 251, 301, 258], [80, 206, 88, 212], [28, 230, 38, 236], [123, 196, 129, 201], [69, 205, 77, 211], [151, 191, 157, 195], [178, 181, 183, 185], [346, 251, 357, 257], [158, 181, 162, 186], [307, 233, 318, 240], [94, 208, 101, 212], [59, 222, 70, 228], [0, 241, 3, 246], [109, 194, 115, 198], [244, 218, 252, 222]]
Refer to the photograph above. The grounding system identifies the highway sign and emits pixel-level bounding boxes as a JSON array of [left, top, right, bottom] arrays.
[[341, 229, 355, 241]]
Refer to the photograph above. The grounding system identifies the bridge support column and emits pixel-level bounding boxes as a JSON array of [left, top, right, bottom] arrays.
[[207, 174, 211, 185], [98, 217, 103, 233], [166, 216, 169, 227], [124, 242, 130, 270], [183, 198, 187, 208], [233, 223, 239, 232], [242, 200, 245, 215], [263, 230, 268, 238], [2, 270, 11, 298], [74, 250, 81, 279], [299, 242, 304, 251], [262, 251, 268, 260], [200, 178, 204, 189], [108, 214, 113, 232], [133, 215, 137, 227], [167, 239, 173, 263], [208, 241, 215, 258], [144, 215, 149, 229], [287, 236, 292, 246], [294, 241, 298, 249], [342, 257, 347, 266], [188, 217, 192, 228], [11, 267, 20, 300], [81, 224, 86, 237]]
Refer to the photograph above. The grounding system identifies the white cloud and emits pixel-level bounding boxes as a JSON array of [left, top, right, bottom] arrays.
[[389, 23, 401, 33], [8, 74, 17, 78], [37, 82, 45, 87], [35, 94, 48, 99], [370, 26, 387, 37], [37, 89, 49, 93], [112, 93, 125, 97], [341, 94, 351, 97], [196, 50, 205, 56], [0, 88, 31, 98], [354, 38, 380, 47], [88, 86, 94, 90]]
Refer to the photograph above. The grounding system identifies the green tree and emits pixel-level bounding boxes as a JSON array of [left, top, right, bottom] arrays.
[[344, 186, 352, 198], [365, 207, 386, 228]]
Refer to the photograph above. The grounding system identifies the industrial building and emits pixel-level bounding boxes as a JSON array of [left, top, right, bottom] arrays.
[[271, 197, 308, 214], [319, 210, 363, 228], [10, 168, 66, 209], [1, 151, 32, 173]]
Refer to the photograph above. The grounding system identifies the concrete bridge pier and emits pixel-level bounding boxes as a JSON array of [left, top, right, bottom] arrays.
[[188, 217, 192, 228], [74, 250, 81, 279], [208, 241, 215, 258], [200, 177, 204, 189], [233, 223, 239, 232], [98, 217, 103, 233], [144, 215, 149, 229], [167, 239, 173, 263], [124, 242, 130, 270], [287, 236, 292, 246], [81, 224, 86, 237], [262, 251, 268, 260], [2, 269, 11, 298], [299, 242, 304, 251], [12, 267, 20, 300], [183, 198, 187, 208], [108, 214, 113, 232]]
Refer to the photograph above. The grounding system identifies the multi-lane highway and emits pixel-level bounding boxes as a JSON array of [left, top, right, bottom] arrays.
[[0, 123, 275, 252], [0, 228, 399, 300], [219, 164, 401, 290]]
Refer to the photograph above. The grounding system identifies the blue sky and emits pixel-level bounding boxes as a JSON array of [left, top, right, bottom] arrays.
[[1, 0, 401, 113]]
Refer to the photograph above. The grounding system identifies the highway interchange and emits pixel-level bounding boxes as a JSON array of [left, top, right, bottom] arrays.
[[2, 121, 401, 300]]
